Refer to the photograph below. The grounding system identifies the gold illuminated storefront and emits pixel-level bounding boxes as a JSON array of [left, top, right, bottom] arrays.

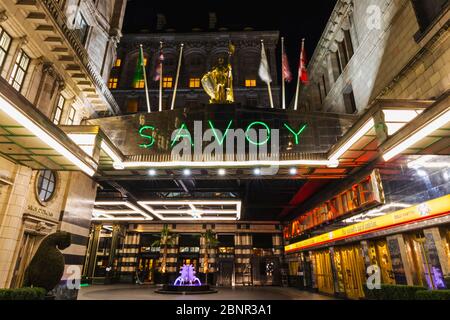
[[311, 250, 334, 295]]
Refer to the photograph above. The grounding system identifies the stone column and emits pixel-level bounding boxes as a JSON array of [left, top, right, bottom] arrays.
[[0, 164, 32, 288]]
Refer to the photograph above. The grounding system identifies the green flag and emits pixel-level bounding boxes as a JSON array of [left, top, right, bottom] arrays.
[[133, 46, 145, 87]]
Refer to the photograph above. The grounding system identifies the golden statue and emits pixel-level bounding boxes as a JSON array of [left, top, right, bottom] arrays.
[[201, 43, 235, 104]]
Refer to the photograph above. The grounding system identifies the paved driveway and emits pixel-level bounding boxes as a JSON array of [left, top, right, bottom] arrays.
[[78, 284, 335, 300]]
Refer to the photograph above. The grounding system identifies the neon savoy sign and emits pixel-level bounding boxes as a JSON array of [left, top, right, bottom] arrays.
[[138, 120, 308, 149]]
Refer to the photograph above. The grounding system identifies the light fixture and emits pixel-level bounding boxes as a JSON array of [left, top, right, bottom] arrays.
[[116, 159, 337, 169], [148, 169, 157, 176], [92, 201, 153, 221], [218, 168, 226, 176], [0, 96, 96, 176], [289, 168, 298, 175], [329, 118, 375, 162], [254, 168, 261, 175], [383, 110, 450, 161], [416, 169, 428, 177], [138, 200, 242, 221], [183, 169, 191, 176], [101, 140, 123, 169]]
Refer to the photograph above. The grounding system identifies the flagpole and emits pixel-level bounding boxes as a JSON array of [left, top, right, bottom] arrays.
[[159, 41, 163, 112], [140, 44, 151, 113], [281, 37, 286, 110], [294, 38, 305, 111], [261, 40, 274, 109], [171, 43, 184, 110]]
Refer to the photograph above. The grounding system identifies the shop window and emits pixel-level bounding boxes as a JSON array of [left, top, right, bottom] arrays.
[[52, 95, 65, 125], [162, 76, 173, 88], [36, 170, 56, 203], [245, 79, 256, 87], [0, 27, 12, 71], [9, 49, 30, 92], [66, 106, 76, 125], [189, 77, 201, 88], [108, 77, 118, 89], [411, 0, 449, 33]]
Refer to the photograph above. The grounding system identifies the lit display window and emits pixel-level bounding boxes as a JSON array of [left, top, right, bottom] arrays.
[[163, 76, 173, 88], [108, 77, 118, 89], [245, 79, 256, 87], [134, 79, 145, 89], [189, 78, 201, 88], [114, 58, 122, 67]]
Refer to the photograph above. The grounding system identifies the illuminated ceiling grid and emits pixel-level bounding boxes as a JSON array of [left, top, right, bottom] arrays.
[[137, 200, 242, 221]]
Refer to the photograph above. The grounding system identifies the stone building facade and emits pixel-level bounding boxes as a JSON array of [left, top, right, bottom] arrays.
[[298, 0, 449, 115], [109, 31, 281, 113], [0, 0, 126, 299]]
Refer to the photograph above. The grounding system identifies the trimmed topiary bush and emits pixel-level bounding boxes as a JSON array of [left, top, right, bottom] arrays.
[[364, 284, 426, 300], [23, 231, 72, 293], [0, 287, 47, 300], [415, 290, 450, 300]]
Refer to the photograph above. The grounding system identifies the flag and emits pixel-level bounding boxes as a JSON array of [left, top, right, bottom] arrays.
[[299, 40, 308, 84], [133, 45, 145, 87], [154, 47, 164, 81], [258, 44, 272, 83], [282, 52, 293, 83]]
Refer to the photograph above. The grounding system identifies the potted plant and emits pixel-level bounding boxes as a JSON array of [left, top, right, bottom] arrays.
[[202, 229, 219, 285], [152, 225, 177, 284]]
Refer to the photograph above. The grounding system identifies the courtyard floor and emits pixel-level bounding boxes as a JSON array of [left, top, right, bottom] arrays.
[[78, 284, 336, 300]]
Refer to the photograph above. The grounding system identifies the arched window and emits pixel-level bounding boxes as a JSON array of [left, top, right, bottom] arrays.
[[36, 170, 56, 203]]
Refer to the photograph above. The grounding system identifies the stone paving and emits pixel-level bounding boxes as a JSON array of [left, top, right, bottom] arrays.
[[78, 284, 336, 300]]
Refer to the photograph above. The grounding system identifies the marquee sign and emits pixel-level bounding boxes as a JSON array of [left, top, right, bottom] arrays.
[[87, 105, 355, 167]]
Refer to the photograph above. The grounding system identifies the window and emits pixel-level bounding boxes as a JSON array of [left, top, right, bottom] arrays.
[[114, 58, 122, 68], [67, 106, 76, 125], [189, 77, 201, 88], [52, 95, 65, 125], [343, 30, 354, 60], [317, 83, 323, 105], [331, 51, 342, 82], [322, 74, 328, 96], [108, 77, 118, 89], [134, 79, 145, 89], [163, 76, 173, 88], [9, 50, 30, 91], [126, 99, 138, 113], [245, 79, 257, 87], [75, 13, 89, 44], [411, 0, 449, 32], [36, 170, 56, 203], [343, 85, 357, 114], [0, 27, 12, 71]]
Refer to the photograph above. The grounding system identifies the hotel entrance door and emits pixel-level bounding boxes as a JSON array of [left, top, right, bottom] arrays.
[[138, 257, 157, 283], [217, 260, 234, 286]]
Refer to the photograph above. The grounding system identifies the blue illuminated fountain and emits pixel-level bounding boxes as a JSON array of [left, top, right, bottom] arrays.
[[155, 264, 217, 294], [174, 264, 202, 286]]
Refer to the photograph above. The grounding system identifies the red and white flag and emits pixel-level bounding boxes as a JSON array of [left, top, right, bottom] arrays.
[[282, 52, 293, 83], [154, 49, 164, 81], [299, 40, 308, 84]]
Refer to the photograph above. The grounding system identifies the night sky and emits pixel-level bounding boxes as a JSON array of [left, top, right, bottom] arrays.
[[123, 0, 338, 98]]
